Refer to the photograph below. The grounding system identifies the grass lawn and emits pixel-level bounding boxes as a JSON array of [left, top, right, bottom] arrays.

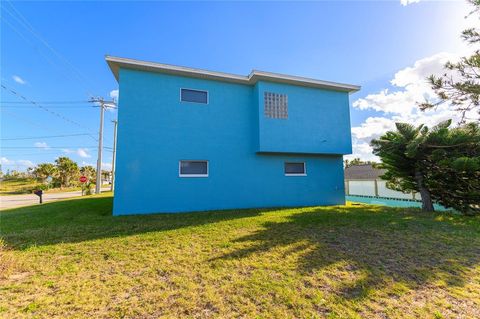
[[0, 178, 42, 195], [0, 178, 82, 196], [1, 194, 479, 318]]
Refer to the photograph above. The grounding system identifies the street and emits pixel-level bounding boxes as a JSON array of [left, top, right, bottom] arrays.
[[0, 189, 110, 210]]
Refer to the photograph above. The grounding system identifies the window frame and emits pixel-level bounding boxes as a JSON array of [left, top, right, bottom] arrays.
[[284, 162, 307, 176], [180, 88, 209, 104], [179, 160, 209, 178]]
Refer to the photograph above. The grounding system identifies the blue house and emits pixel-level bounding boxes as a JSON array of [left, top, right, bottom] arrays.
[[106, 56, 360, 215]]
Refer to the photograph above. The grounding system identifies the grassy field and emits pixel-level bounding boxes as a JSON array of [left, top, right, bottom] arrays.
[[0, 178, 84, 195], [0, 178, 41, 195], [1, 194, 479, 318]]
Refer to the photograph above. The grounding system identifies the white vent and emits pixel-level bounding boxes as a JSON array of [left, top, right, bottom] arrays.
[[264, 92, 288, 119]]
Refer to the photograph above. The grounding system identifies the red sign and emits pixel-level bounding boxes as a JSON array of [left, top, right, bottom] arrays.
[[79, 176, 88, 183]]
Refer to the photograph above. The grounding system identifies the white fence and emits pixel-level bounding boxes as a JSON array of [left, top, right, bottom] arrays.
[[345, 179, 417, 200]]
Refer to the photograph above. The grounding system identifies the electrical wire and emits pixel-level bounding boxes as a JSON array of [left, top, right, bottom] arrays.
[[1, 84, 98, 141], [1, 101, 90, 104], [2, 109, 59, 133], [1, 105, 96, 109], [2, 146, 98, 149], [0, 151, 65, 156], [2, 0, 99, 97], [1, 133, 92, 141]]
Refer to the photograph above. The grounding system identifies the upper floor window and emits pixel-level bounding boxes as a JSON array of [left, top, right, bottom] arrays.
[[181, 88, 208, 104], [264, 92, 288, 119], [284, 162, 306, 176]]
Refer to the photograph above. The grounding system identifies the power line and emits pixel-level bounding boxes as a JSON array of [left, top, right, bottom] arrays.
[[1, 146, 98, 149], [1, 146, 113, 155], [0, 151, 65, 156], [1, 146, 112, 149], [1, 133, 92, 141], [1, 84, 98, 141], [2, 109, 59, 133], [1, 105, 95, 109], [0, 13, 60, 69], [1, 150, 110, 153], [1, 101, 90, 104], [2, 0, 99, 97]]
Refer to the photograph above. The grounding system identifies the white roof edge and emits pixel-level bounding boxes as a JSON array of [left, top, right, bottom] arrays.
[[105, 55, 360, 93]]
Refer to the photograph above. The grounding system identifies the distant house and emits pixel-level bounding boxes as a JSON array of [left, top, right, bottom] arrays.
[[344, 164, 386, 180], [106, 56, 360, 215]]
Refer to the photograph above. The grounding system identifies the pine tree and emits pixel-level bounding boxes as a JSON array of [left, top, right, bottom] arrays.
[[372, 120, 480, 214], [419, 0, 480, 122]]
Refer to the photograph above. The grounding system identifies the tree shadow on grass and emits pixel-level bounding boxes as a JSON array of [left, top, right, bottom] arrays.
[[210, 205, 480, 300], [0, 195, 268, 250], [3, 195, 480, 300]]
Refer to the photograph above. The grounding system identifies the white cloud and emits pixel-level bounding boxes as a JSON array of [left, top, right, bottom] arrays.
[[17, 160, 35, 167], [353, 52, 461, 115], [62, 148, 92, 158], [1, 157, 34, 168], [12, 75, 26, 85], [1, 157, 14, 165], [351, 117, 395, 142], [107, 89, 119, 113], [350, 51, 479, 161], [345, 142, 379, 162], [81, 161, 94, 167], [110, 89, 119, 102], [80, 161, 111, 171], [400, 0, 420, 6], [34, 141, 50, 149], [76, 148, 91, 158]]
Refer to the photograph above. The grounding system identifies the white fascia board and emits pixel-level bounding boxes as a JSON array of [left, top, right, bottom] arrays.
[[105, 55, 360, 93], [249, 70, 360, 92], [106, 56, 247, 84]]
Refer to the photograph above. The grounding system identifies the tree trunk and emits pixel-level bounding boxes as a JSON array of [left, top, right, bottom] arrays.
[[414, 169, 434, 212]]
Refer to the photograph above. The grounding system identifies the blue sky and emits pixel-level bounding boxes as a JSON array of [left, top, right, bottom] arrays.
[[0, 0, 473, 170]]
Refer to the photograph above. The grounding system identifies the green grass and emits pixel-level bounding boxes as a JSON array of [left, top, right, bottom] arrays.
[[0, 178, 82, 195], [0, 178, 41, 195], [1, 195, 480, 318]]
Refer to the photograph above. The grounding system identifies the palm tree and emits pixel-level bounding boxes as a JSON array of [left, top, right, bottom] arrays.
[[33, 163, 58, 184], [55, 157, 79, 188]]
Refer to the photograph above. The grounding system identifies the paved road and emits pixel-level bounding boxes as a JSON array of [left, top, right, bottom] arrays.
[[0, 188, 110, 211]]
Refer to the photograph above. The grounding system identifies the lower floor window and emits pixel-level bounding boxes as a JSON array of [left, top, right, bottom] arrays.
[[179, 160, 208, 177], [285, 162, 306, 176]]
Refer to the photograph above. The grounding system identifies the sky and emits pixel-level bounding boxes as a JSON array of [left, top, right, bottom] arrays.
[[0, 0, 477, 171]]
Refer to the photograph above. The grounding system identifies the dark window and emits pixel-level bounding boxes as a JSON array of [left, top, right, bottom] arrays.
[[284, 162, 306, 175], [181, 89, 208, 104], [179, 161, 208, 176]]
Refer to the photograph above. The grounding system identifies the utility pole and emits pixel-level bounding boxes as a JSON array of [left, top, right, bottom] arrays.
[[89, 97, 116, 194], [111, 119, 118, 192]]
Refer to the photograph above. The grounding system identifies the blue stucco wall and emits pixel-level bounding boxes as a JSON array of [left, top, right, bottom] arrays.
[[256, 81, 352, 154], [113, 68, 349, 215]]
